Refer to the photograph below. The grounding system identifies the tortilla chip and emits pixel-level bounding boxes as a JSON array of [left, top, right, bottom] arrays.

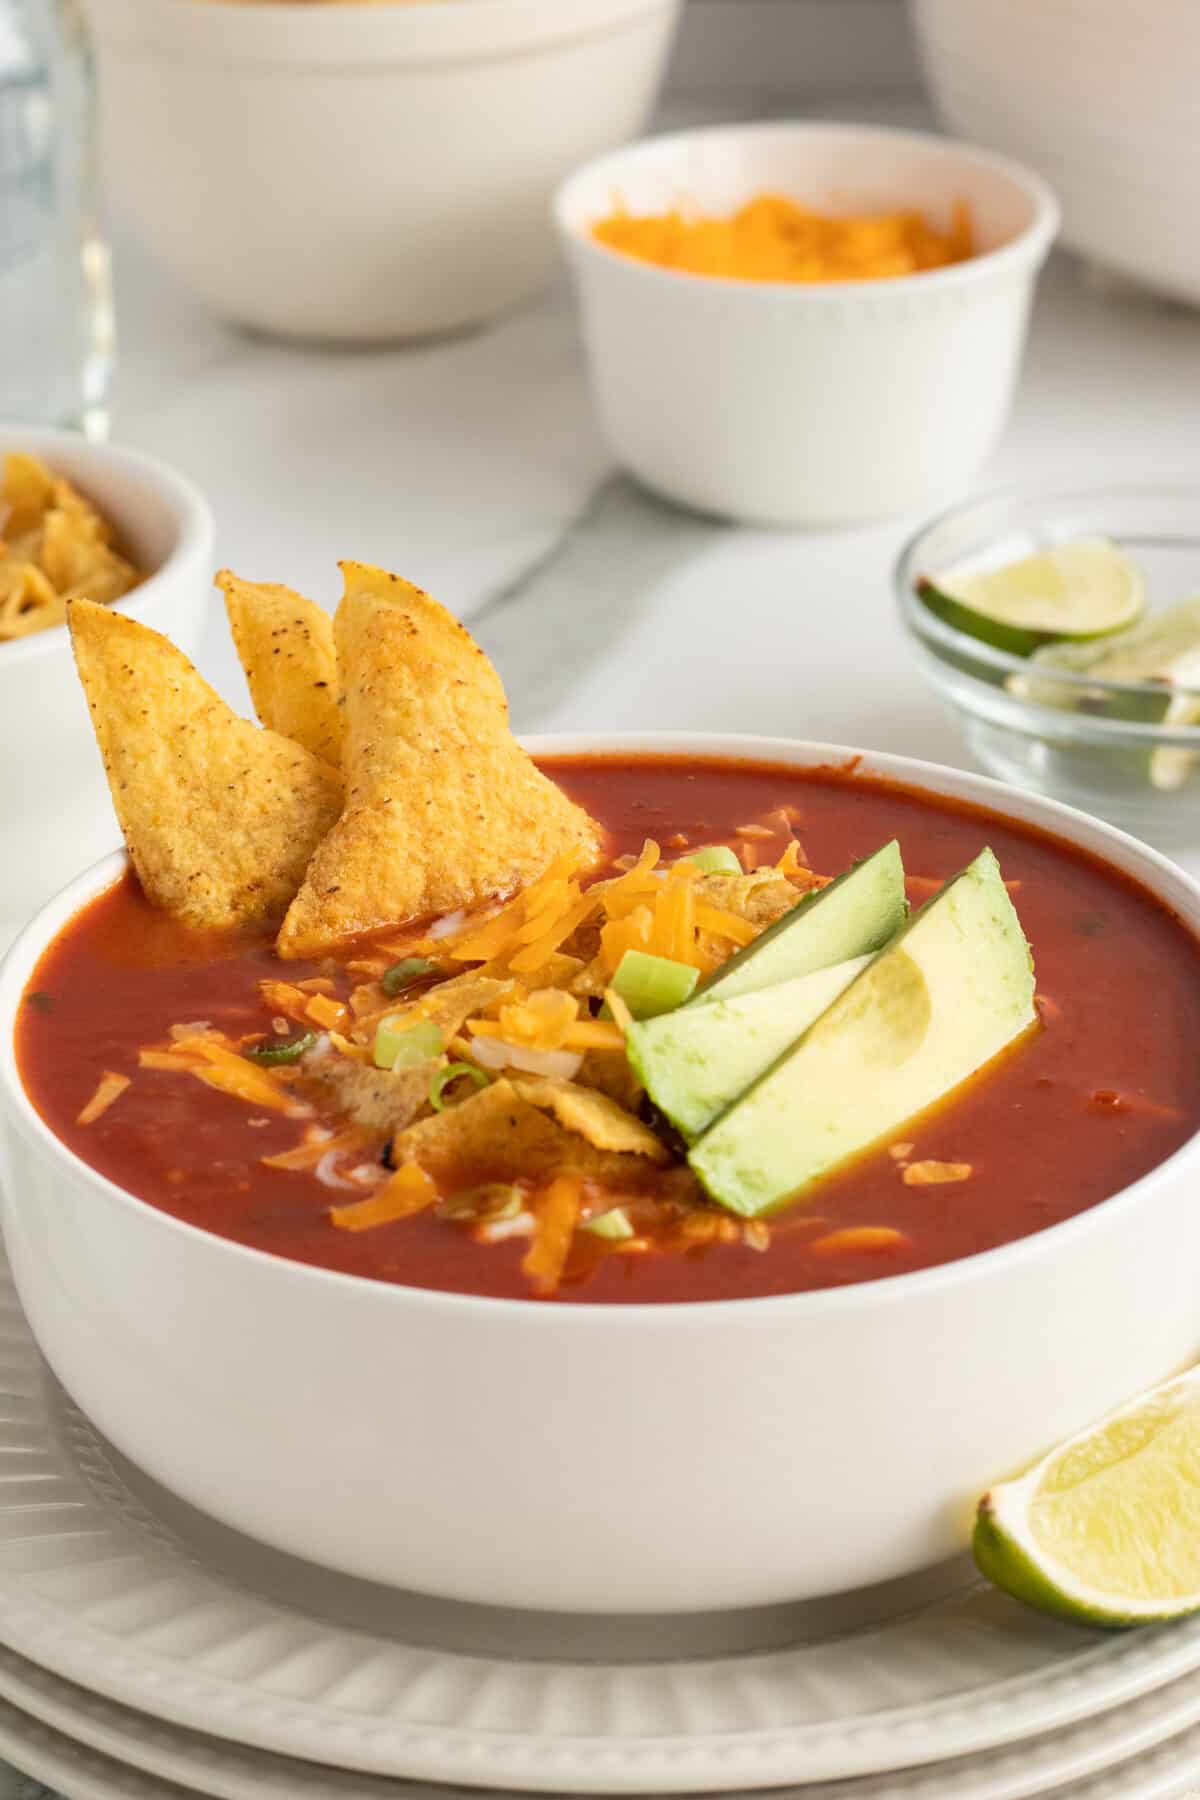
[[576, 1048, 645, 1115], [2, 452, 56, 538], [277, 563, 602, 958], [303, 1056, 435, 1137], [508, 1075, 668, 1161], [413, 972, 513, 1038], [69, 599, 343, 929], [392, 1077, 656, 1185], [695, 871, 802, 928], [217, 570, 342, 769]]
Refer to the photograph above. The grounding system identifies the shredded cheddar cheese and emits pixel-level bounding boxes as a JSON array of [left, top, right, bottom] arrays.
[[522, 1176, 582, 1295], [330, 1163, 437, 1232], [592, 194, 974, 284], [76, 1070, 130, 1125], [812, 1227, 910, 1254]]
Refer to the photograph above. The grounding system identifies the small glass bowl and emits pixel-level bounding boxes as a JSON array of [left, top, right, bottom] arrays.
[[896, 483, 1200, 852]]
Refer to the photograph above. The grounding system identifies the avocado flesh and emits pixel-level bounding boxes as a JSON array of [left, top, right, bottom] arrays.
[[695, 839, 907, 1005], [689, 849, 1037, 1218], [627, 954, 873, 1143]]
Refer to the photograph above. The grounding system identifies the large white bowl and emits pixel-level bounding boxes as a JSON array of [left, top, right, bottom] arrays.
[[84, 0, 681, 341], [2, 735, 1199, 1614], [914, 0, 1200, 308], [0, 427, 213, 939], [554, 123, 1058, 526]]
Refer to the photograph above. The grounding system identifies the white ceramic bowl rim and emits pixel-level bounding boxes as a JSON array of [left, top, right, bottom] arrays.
[[897, 476, 1200, 709], [3, 732, 1198, 1323], [93, 0, 676, 65], [554, 120, 1061, 301], [0, 426, 214, 671]]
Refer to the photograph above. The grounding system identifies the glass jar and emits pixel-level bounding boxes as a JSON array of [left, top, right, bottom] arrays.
[[0, 0, 112, 434]]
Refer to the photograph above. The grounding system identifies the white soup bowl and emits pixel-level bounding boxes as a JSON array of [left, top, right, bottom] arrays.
[[1, 736, 1198, 1613]]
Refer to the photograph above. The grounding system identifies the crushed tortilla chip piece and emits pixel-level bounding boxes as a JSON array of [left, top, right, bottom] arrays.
[[276, 564, 601, 957], [301, 1058, 437, 1137], [391, 1077, 659, 1185], [415, 973, 513, 1039], [390, 1078, 564, 1172], [508, 1075, 669, 1161], [217, 570, 342, 769], [69, 599, 343, 930]]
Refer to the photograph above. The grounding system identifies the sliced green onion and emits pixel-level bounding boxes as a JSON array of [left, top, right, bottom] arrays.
[[583, 1207, 635, 1241], [683, 845, 741, 875], [374, 1018, 444, 1070], [429, 1061, 491, 1111], [612, 948, 700, 1020], [382, 956, 437, 997], [441, 1182, 523, 1223], [245, 1030, 318, 1066]]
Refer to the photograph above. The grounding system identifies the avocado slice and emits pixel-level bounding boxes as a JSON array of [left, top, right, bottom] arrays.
[[627, 954, 873, 1142], [695, 840, 906, 1005], [689, 849, 1037, 1218]]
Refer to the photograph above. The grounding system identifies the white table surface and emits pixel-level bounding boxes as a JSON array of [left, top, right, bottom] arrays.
[[104, 106, 1200, 879], [6, 91, 1200, 1800]]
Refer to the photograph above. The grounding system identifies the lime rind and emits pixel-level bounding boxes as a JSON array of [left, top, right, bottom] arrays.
[[922, 537, 1146, 658], [973, 1367, 1200, 1629], [1007, 597, 1200, 792], [1151, 689, 1200, 792]]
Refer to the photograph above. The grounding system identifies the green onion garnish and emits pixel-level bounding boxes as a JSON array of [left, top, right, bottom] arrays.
[[374, 1018, 444, 1070], [245, 1030, 318, 1066], [382, 956, 437, 997], [441, 1182, 522, 1222], [429, 1062, 490, 1111], [683, 845, 741, 875], [612, 948, 699, 1020], [582, 1207, 635, 1241]]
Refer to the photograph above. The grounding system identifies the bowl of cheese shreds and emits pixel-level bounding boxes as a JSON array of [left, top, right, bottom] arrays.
[[555, 121, 1058, 527]]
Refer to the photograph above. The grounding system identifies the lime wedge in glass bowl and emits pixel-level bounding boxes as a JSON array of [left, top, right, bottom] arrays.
[[895, 484, 1200, 850], [919, 537, 1145, 657], [1011, 597, 1200, 789], [974, 1366, 1200, 1628]]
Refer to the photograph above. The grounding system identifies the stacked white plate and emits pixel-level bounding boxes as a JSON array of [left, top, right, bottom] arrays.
[[1, 1250, 1200, 1800]]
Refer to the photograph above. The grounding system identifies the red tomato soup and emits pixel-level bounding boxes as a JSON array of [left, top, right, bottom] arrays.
[[17, 757, 1200, 1304]]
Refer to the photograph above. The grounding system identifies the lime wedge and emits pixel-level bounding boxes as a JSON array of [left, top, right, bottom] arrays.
[[1009, 598, 1200, 791], [974, 1366, 1200, 1627], [1150, 681, 1200, 792], [921, 537, 1145, 657]]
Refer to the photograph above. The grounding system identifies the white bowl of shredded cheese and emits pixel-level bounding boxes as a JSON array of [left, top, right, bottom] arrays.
[[555, 121, 1059, 526]]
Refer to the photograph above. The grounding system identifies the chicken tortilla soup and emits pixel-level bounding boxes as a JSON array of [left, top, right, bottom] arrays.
[[16, 566, 1200, 1303]]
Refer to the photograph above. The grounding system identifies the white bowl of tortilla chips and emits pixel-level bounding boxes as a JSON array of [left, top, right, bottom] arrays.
[[0, 427, 212, 938]]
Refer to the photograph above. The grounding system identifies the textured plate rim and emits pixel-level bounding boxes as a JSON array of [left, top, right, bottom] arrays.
[[4, 1659, 1200, 1800], [11, 1632, 1200, 1800]]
